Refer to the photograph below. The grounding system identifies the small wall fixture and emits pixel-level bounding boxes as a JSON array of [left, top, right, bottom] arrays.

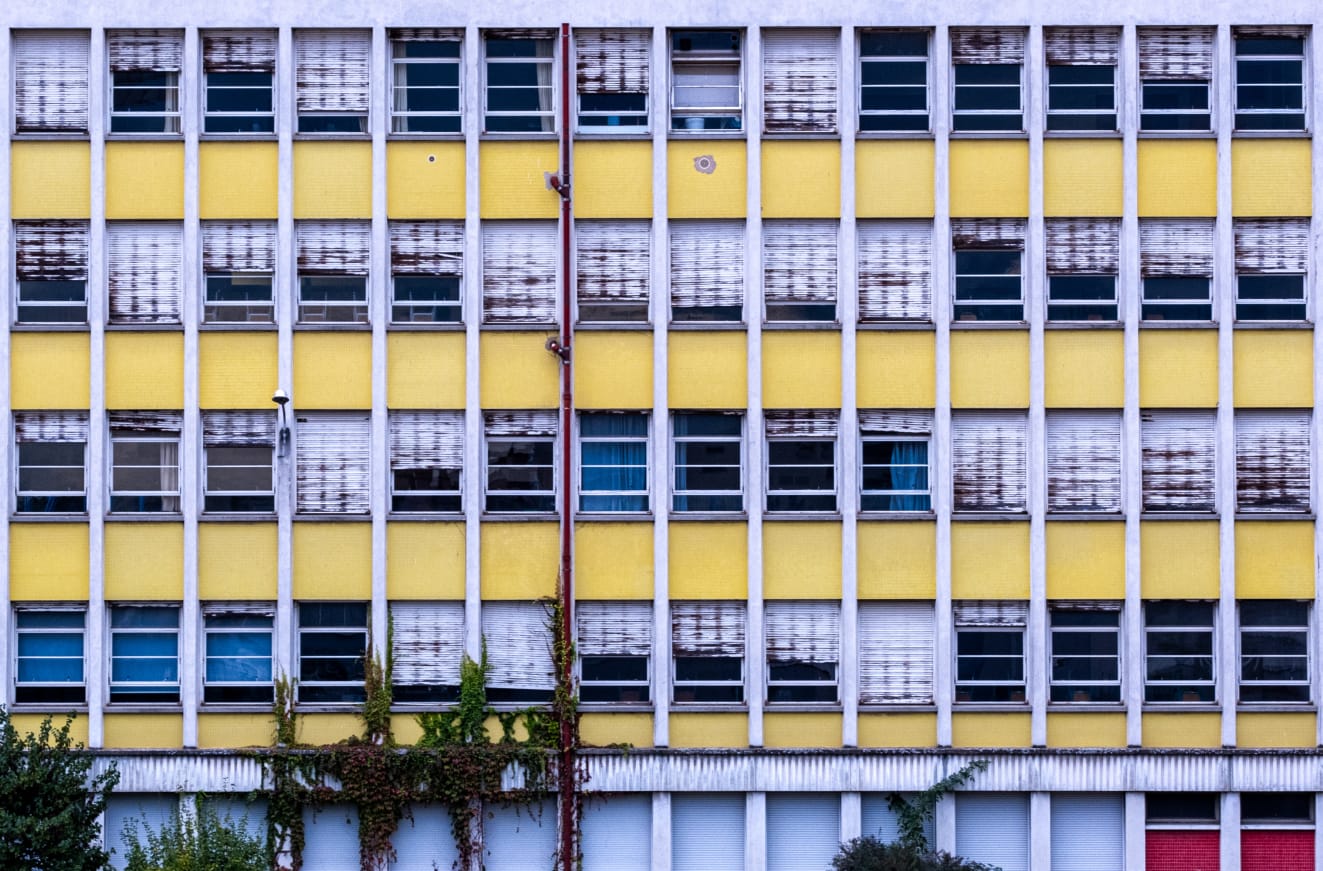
[[272, 389, 291, 457]]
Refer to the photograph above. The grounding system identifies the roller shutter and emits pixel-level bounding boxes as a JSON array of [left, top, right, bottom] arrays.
[[106, 795, 179, 870], [295, 413, 370, 514], [950, 28, 1026, 64], [763, 220, 838, 314], [581, 794, 651, 871], [672, 601, 746, 656], [1138, 27, 1215, 80], [301, 805, 359, 871], [1235, 411, 1311, 512], [485, 797, 557, 871], [1140, 219, 1215, 276], [766, 601, 839, 667], [295, 29, 370, 114], [858, 601, 934, 704], [13, 31, 90, 132], [952, 412, 1028, 512], [296, 220, 370, 274], [1141, 411, 1216, 512], [670, 221, 745, 317], [107, 30, 182, 72], [14, 411, 88, 443], [576, 220, 650, 314], [389, 410, 464, 474], [202, 221, 277, 273], [766, 793, 841, 871], [390, 220, 463, 276], [1051, 793, 1124, 871], [1241, 830, 1313, 871], [577, 601, 652, 656], [202, 30, 277, 72], [1044, 27, 1121, 65], [1234, 218, 1310, 274], [1146, 830, 1219, 871], [15, 220, 88, 282], [1045, 218, 1121, 275], [389, 805, 461, 871], [763, 29, 839, 132], [956, 793, 1029, 871], [202, 411, 275, 447], [1046, 411, 1123, 513], [390, 602, 464, 693], [575, 29, 649, 95], [106, 222, 183, 324], [861, 793, 933, 846], [482, 221, 558, 324], [672, 793, 745, 871], [482, 602, 555, 693], [857, 220, 932, 322]]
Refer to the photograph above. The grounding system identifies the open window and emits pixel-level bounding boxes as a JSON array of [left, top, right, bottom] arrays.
[[390, 29, 462, 133], [294, 29, 369, 133], [202, 30, 276, 134], [575, 29, 649, 131], [670, 30, 742, 131], [108, 30, 181, 133]]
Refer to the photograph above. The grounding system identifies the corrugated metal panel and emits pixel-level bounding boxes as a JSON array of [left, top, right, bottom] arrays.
[[858, 410, 932, 436], [581, 794, 650, 871], [576, 220, 650, 306], [390, 220, 463, 276], [202, 221, 276, 273], [482, 602, 556, 691], [108, 411, 182, 434], [672, 793, 745, 871], [954, 600, 1028, 626], [672, 601, 745, 657], [295, 413, 371, 514], [1141, 411, 1216, 512], [575, 28, 649, 95], [764, 410, 838, 438], [202, 411, 274, 447], [950, 27, 1026, 64], [1234, 218, 1310, 274], [296, 220, 370, 275], [951, 412, 1027, 512], [1045, 218, 1121, 275], [14, 411, 88, 442], [763, 29, 839, 133], [1044, 27, 1121, 65], [951, 218, 1026, 250], [1140, 219, 1215, 276], [858, 601, 934, 704], [295, 29, 370, 114], [763, 220, 838, 307], [14, 220, 88, 281], [670, 221, 744, 313], [13, 31, 89, 133], [106, 222, 182, 324], [107, 30, 182, 72], [202, 30, 276, 73], [390, 28, 463, 42], [484, 410, 557, 438], [1138, 27, 1215, 80], [765, 601, 839, 665], [389, 805, 461, 871], [957, 793, 1029, 871], [1046, 411, 1123, 513], [766, 793, 841, 871], [389, 410, 464, 469], [390, 601, 463, 687], [1235, 411, 1311, 512], [1051, 793, 1124, 871], [577, 601, 652, 657], [484, 798, 557, 871], [857, 220, 932, 322], [482, 221, 558, 324]]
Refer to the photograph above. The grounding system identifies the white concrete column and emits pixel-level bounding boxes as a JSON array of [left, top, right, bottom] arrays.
[[838, 24, 860, 749], [1030, 792, 1052, 871], [650, 24, 671, 749], [179, 26, 201, 748], [934, 789, 957, 853], [369, 26, 389, 657], [1124, 792, 1146, 871], [745, 792, 766, 871], [463, 25, 483, 659], [1219, 792, 1240, 871], [745, 26, 765, 749], [1310, 17, 1323, 750], [274, 25, 295, 684], [0, 24, 13, 704], [651, 792, 671, 871], [840, 791, 863, 842], [932, 23, 954, 747], [87, 25, 108, 747]]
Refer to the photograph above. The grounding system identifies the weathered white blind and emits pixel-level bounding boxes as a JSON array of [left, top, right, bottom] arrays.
[[1235, 411, 1311, 512], [1045, 218, 1121, 275], [106, 222, 183, 324], [581, 794, 651, 871], [389, 221, 463, 276], [765, 601, 839, 665], [14, 31, 90, 133], [202, 221, 276, 273], [482, 221, 558, 324], [954, 600, 1028, 626], [15, 221, 88, 281], [956, 794, 1030, 871], [14, 411, 88, 442], [296, 220, 370, 275], [1051, 794, 1125, 871], [107, 30, 183, 72], [1235, 25, 1311, 39], [1046, 411, 1123, 513], [952, 218, 1026, 250], [1140, 219, 1215, 276], [576, 220, 650, 306], [672, 794, 745, 871], [482, 602, 555, 691], [764, 410, 839, 438], [952, 412, 1028, 512], [577, 601, 652, 656], [296, 413, 371, 514], [672, 602, 745, 656], [858, 601, 934, 704], [951, 28, 1026, 64], [485, 28, 557, 41], [390, 28, 463, 43], [575, 29, 649, 94], [670, 221, 745, 314], [391, 602, 464, 688], [763, 29, 839, 133], [763, 220, 838, 307], [295, 29, 371, 114], [1044, 27, 1121, 65], [202, 411, 275, 447], [1138, 27, 1215, 81], [1234, 218, 1310, 274], [857, 220, 932, 321], [484, 410, 558, 438], [1141, 411, 1216, 512], [389, 411, 464, 471], [858, 410, 933, 436], [766, 794, 842, 871], [108, 411, 182, 434], [202, 30, 277, 72]]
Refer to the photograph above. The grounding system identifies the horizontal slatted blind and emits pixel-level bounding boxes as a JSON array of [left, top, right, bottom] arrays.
[[14, 31, 90, 132], [295, 29, 370, 113], [296, 220, 370, 274], [765, 601, 839, 664], [484, 410, 558, 438], [764, 410, 839, 438], [1140, 219, 1215, 276], [390, 28, 463, 42], [1046, 411, 1123, 513], [107, 30, 183, 72], [763, 29, 839, 132], [582, 794, 651, 871], [202, 30, 277, 72], [672, 602, 745, 656], [1141, 411, 1216, 512], [577, 220, 650, 305], [391, 602, 463, 687], [857, 220, 932, 321], [14, 411, 88, 442], [15, 221, 88, 281], [1234, 25, 1310, 39], [954, 600, 1029, 626], [485, 28, 557, 41], [296, 413, 370, 514], [1045, 218, 1121, 275], [575, 29, 649, 94], [202, 411, 275, 447], [389, 411, 464, 470], [763, 220, 838, 307], [106, 222, 183, 324], [766, 794, 841, 871], [957, 794, 1030, 871], [858, 601, 934, 704], [577, 601, 652, 656], [1044, 27, 1121, 65], [952, 412, 1028, 512], [1234, 218, 1309, 273], [390, 221, 463, 275], [672, 794, 745, 871], [1236, 411, 1311, 512], [951, 28, 1026, 64], [670, 221, 745, 313], [202, 221, 276, 273], [483, 602, 555, 690], [1138, 27, 1215, 80], [108, 411, 182, 434], [482, 221, 558, 324], [859, 410, 933, 435], [1051, 793, 1125, 871], [952, 218, 1026, 250]]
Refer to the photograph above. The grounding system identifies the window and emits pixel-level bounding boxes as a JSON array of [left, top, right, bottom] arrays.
[[484, 31, 556, 133], [202, 221, 275, 323], [482, 221, 557, 325], [858, 30, 929, 132], [294, 29, 369, 133], [296, 220, 370, 323], [1138, 27, 1214, 132], [954, 601, 1027, 703], [1050, 606, 1121, 703], [950, 27, 1025, 132], [390, 29, 462, 133], [579, 412, 649, 513], [1044, 28, 1119, 132], [391, 601, 463, 703], [1241, 793, 1313, 825], [108, 30, 182, 133], [1235, 28, 1306, 131], [391, 220, 463, 324], [107, 222, 183, 325], [1146, 793, 1219, 824], [671, 30, 742, 131], [576, 220, 650, 323], [296, 412, 371, 515], [1236, 411, 1311, 513], [672, 412, 743, 513], [672, 601, 744, 703], [297, 602, 367, 703], [858, 601, 935, 704], [1046, 217, 1120, 321], [1141, 411, 1216, 513], [763, 220, 837, 322], [13, 30, 90, 134], [1240, 600, 1309, 703], [202, 30, 276, 134], [765, 410, 837, 513], [1236, 218, 1308, 321], [109, 605, 179, 704], [578, 601, 651, 703], [1045, 411, 1123, 513], [857, 220, 933, 322], [1145, 601, 1215, 703], [389, 410, 462, 513], [203, 411, 275, 513], [484, 410, 556, 513], [762, 29, 838, 134], [952, 218, 1025, 322], [1140, 219, 1214, 321], [575, 29, 649, 131], [670, 220, 744, 323], [14, 220, 88, 324], [483, 601, 555, 702], [203, 605, 274, 704], [15, 411, 87, 513], [951, 412, 1027, 513], [766, 601, 839, 703], [109, 412, 181, 513], [859, 410, 931, 512], [14, 608, 85, 704]]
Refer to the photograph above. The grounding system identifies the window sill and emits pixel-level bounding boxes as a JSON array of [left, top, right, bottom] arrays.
[[480, 322, 559, 332], [668, 704, 749, 713], [200, 513, 278, 523], [105, 133, 183, 142], [199, 704, 276, 714], [293, 133, 371, 141], [952, 703, 1030, 712], [951, 320, 1028, 330], [761, 321, 842, 331], [480, 512, 560, 522], [668, 512, 748, 522], [1044, 129, 1122, 139], [1234, 512, 1315, 521], [764, 703, 843, 713], [388, 512, 465, 521], [952, 512, 1029, 522], [12, 132, 91, 141], [106, 323, 184, 331], [1046, 703, 1126, 712], [666, 131, 747, 141], [292, 323, 372, 332], [199, 133, 278, 143], [948, 130, 1028, 140], [385, 132, 466, 142], [1137, 130, 1217, 139], [858, 511, 936, 521], [575, 321, 653, 331], [1140, 512, 1220, 521], [1044, 321, 1123, 331], [294, 704, 367, 713], [1141, 704, 1221, 713], [764, 512, 842, 522], [9, 703, 89, 713], [11, 513, 89, 522], [859, 704, 937, 713], [857, 321, 935, 331], [1233, 321, 1314, 330], [199, 322, 278, 332], [294, 514, 372, 523], [479, 132, 559, 141], [1139, 321, 1218, 330], [578, 703, 655, 714], [1232, 129, 1311, 139], [1045, 513, 1125, 522], [105, 704, 184, 713], [11, 323, 90, 332], [575, 512, 655, 522], [760, 131, 842, 141], [855, 130, 935, 141], [574, 131, 654, 142], [387, 322, 466, 332], [668, 321, 747, 331], [105, 514, 185, 522], [1236, 704, 1316, 713]]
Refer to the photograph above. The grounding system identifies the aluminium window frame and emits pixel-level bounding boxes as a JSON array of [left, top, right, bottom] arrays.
[[13, 605, 87, 706], [1143, 600, 1217, 705], [764, 430, 838, 514], [1044, 62, 1118, 133], [296, 601, 369, 705], [1139, 78, 1213, 132], [483, 430, 557, 515], [108, 69, 181, 135], [670, 411, 745, 515], [107, 603, 181, 705], [202, 442, 275, 514], [951, 63, 1024, 133], [1048, 607, 1122, 704], [669, 29, 744, 133], [201, 51, 275, 136], [952, 246, 1025, 323], [857, 29, 932, 133], [15, 436, 88, 515], [203, 272, 276, 324], [1238, 600, 1311, 705], [1233, 34, 1308, 132], [858, 432, 932, 513], [108, 430, 181, 514], [576, 411, 651, 515], [482, 33, 558, 134], [200, 603, 275, 705], [390, 36, 464, 135], [953, 624, 1027, 704]]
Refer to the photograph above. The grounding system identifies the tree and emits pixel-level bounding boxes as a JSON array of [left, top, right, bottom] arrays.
[[0, 710, 120, 871], [122, 801, 270, 871]]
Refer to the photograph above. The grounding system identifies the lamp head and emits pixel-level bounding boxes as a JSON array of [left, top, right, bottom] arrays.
[[272, 389, 290, 407]]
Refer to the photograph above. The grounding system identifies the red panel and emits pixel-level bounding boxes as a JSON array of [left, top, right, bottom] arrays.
[[1242, 829, 1314, 871], [1147, 830, 1220, 871]]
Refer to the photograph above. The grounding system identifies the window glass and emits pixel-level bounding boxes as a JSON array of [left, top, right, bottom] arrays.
[[1145, 601, 1215, 703], [110, 435, 180, 513], [204, 446, 274, 513], [1046, 65, 1116, 131], [204, 611, 274, 703], [671, 30, 742, 131], [392, 466, 461, 513], [485, 37, 555, 133], [298, 276, 368, 324], [581, 656, 650, 703], [1146, 793, 1219, 824], [205, 274, 274, 323], [952, 64, 1022, 131], [1048, 276, 1118, 322], [673, 413, 743, 513], [486, 437, 555, 512], [15, 610, 85, 704], [860, 438, 931, 511], [109, 605, 180, 704], [298, 602, 367, 703], [1142, 277, 1212, 321], [674, 657, 743, 702], [1240, 600, 1309, 704], [392, 40, 462, 133], [766, 439, 836, 512], [955, 628, 1025, 702], [1237, 274, 1306, 322], [17, 442, 87, 513], [580, 413, 649, 513], [205, 71, 274, 133], [17, 280, 87, 324], [1141, 81, 1211, 131], [392, 275, 461, 324], [1235, 37, 1306, 130], [954, 250, 1023, 321], [111, 70, 180, 133], [1241, 793, 1313, 824], [1050, 610, 1121, 703], [859, 31, 929, 131]]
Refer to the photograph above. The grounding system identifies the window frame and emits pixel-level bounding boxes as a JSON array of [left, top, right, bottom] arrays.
[[577, 412, 650, 515], [954, 624, 1027, 704], [671, 412, 745, 514], [1045, 62, 1118, 132], [951, 63, 1024, 133], [201, 605, 275, 705], [764, 430, 838, 514], [202, 50, 275, 136], [109, 68, 181, 135], [1144, 601, 1217, 704], [484, 431, 557, 515], [1048, 607, 1122, 704], [669, 29, 744, 133], [203, 272, 275, 324], [1233, 34, 1308, 132], [108, 430, 181, 514], [203, 443, 275, 514], [857, 29, 931, 133], [859, 433, 932, 513], [16, 439, 87, 515], [672, 652, 745, 704], [296, 602, 368, 705], [482, 33, 558, 134], [952, 247, 1024, 322], [574, 29, 650, 133], [390, 36, 463, 135], [108, 604, 181, 705], [1238, 600, 1310, 704], [13, 606, 87, 705]]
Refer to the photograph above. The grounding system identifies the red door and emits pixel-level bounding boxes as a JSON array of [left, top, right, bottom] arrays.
[[1241, 829, 1314, 871], [1147, 830, 1219, 871]]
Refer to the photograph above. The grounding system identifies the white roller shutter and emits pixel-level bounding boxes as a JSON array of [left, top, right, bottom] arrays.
[[1044, 27, 1121, 65], [389, 410, 464, 472], [1138, 27, 1215, 80], [956, 794, 1029, 871], [670, 221, 745, 315], [295, 413, 370, 514], [1046, 218, 1121, 275], [1235, 411, 1311, 512], [582, 794, 651, 871], [389, 805, 461, 871], [766, 793, 841, 871], [763, 29, 839, 133], [390, 602, 464, 690], [106, 795, 179, 871], [1051, 793, 1124, 871], [857, 220, 932, 322], [858, 601, 934, 704], [575, 29, 649, 95], [672, 793, 745, 871], [391, 28, 463, 43], [954, 601, 1028, 626], [952, 218, 1026, 250], [202, 30, 277, 72], [296, 221, 370, 275], [390, 220, 463, 276], [202, 796, 267, 835], [1140, 219, 1215, 276], [952, 412, 1028, 513], [766, 601, 839, 666], [202, 221, 276, 273], [577, 601, 652, 657], [14, 31, 90, 133], [14, 411, 88, 443], [107, 30, 182, 72], [482, 221, 558, 324], [576, 220, 650, 310], [672, 601, 746, 656], [858, 410, 933, 436], [301, 805, 359, 871], [763, 220, 838, 311], [951, 28, 1026, 64], [108, 411, 182, 434], [861, 793, 933, 847], [1234, 218, 1310, 274], [14, 221, 88, 281], [765, 410, 839, 439], [484, 410, 558, 438], [482, 602, 555, 692], [484, 797, 557, 871], [1046, 411, 1123, 513], [202, 411, 275, 447], [295, 29, 370, 114], [106, 222, 183, 324], [1141, 411, 1216, 512]]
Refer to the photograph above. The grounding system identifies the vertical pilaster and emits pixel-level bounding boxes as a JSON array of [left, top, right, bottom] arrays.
[[463, 26, 483, 659], [650, 24, 671, 749], [745, 792, 766, 871], [0, 25, 14, 705], [274, 26, 295, 684], [932, 23, 954, 747], [745, 26, 765, 749], [87, 25, 108, 747], [180, 25, 201, 748], [1026, 24, 1048, 748], [838, 24, 860, 749], [369, 26, 389, 657]]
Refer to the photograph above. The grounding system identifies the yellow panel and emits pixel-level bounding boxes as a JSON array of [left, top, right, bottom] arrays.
[[1046, 522, 1125, 599], [479, 331, 561, 409], [667, 140, 747, 218], [762, 331, 841, 409], [855, 140, 935, 218], [1046, 713, 1127, 748], [1138, 330, 1219, 408], [1232, 139, 1313, 217], [10, 524, 89, 600], [668, 332, 748, 408], [951, 713, 1031, 748], [104, 332, 184, 410], [1141, 522, 1219, 598], [199, 332, 278, 409], [293, 523, 371, 599], [669, 712, 747, 748], [298, 714, 363, 746], [1237, 712, 1316, 748], [11, 333, 89, 409], [1234, 330, 1312, 407], [763, 713, 843, 748], [580, 713, 654, 748], [857, 713, 937, 747], [949, 140, 1029, 218], [951, 522, 1030, 600], [387, 333, 467, 409], [856, 331, 936, 408], [1137, 140, 1218, 217], [1235, 522, 1315, 599], [198, 523, 277, 600], [574, 141, 653, 219], [386, 141, 466, 218], [1044, 331, 1124, 408], [386, 522, 466, 599], [103, 714, 183, 749], [857, 521, 936, 599], [105, 142, 184, 218], [293, 141, 372, 218], [1142, 713, 1220, 748], [391, 715, 424, 745], [198, 142, 279, 219], [10, 714, 89, 746], [480, 141, 560, 219], [293, 332, 373, 409], [764, 522, 842, 599], [669, 522, 747, 599], [104, 523, 183, 600], [11, 141, 90, 218], [950, 331, 1029, 408], [574, 331, 654, 410], [761, 141, 841, 217], [576, 523, 654, 600], [1043, 139, 1124, 217], [480, 522, 559, 599], [198, 714, 274, 749]]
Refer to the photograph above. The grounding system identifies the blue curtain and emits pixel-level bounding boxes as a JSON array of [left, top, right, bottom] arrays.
[[581, 415, 648, 511], [889, 442, 929, 511]]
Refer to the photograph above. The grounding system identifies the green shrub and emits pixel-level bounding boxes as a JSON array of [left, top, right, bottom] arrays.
[[832, 836, 998, 871], [122, 802, 269, 871]]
